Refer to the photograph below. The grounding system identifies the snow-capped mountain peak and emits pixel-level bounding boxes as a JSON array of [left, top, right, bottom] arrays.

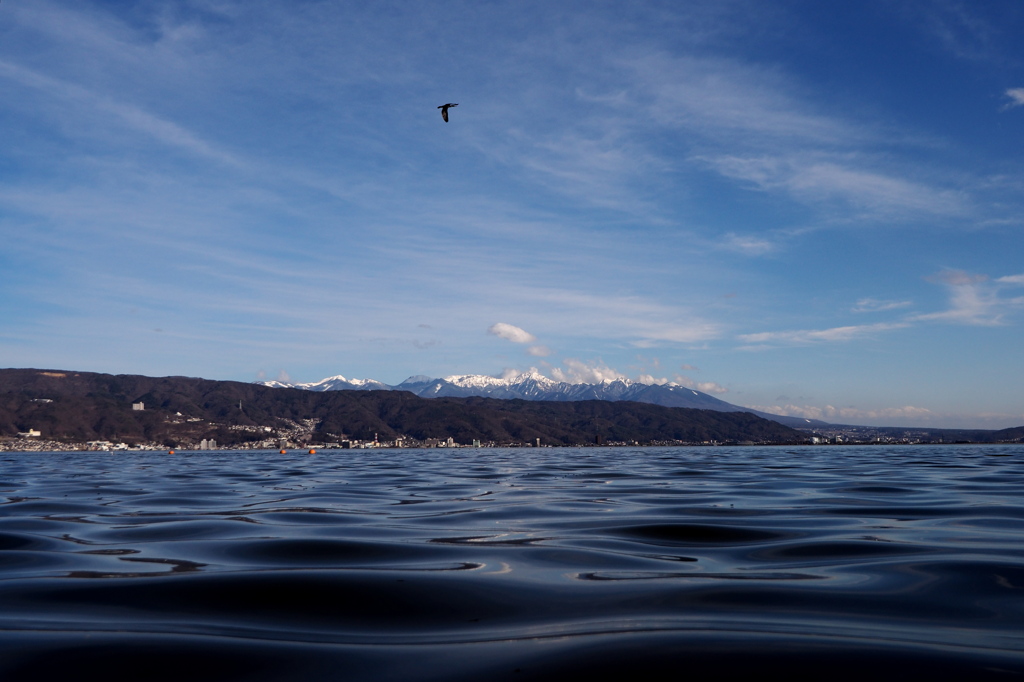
[[347, 378, 388, 388], [259, 374, 391, 392], [254, 369, 823, 427], [398, 375, 433, 385], [443, 370, 558, 389], [443, 374, 512, 389], [258, 380, 294, 389], [304, 374, 349, 387]]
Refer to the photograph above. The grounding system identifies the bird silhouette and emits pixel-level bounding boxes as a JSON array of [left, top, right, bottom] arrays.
[[438, 103, 458, 122]]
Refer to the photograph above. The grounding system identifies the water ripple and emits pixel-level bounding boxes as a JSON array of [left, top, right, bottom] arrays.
[[0, 445, 1022, 679]]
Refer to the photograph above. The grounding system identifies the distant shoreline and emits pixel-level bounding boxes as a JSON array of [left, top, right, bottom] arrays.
[[3, 439, 1021, 454]]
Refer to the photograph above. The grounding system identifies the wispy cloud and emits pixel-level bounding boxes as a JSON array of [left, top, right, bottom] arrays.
[[505, 358, 703, 388], [613, 49, 977, 225], [550, 358, 626, 384], [1005, 88, 1024, 108], [912, 269, 1024, 326], [739, 322, 909, 346], [625, 53, 861, 146], [749, 403, 935, 423], [675, 375, 728, 394], [741, 269, 1024, 348], [489, 126, 667, 214], [0, 60, 242, 167], [463, 30, 974, 225], [525, 289, 723, 347], [919, 1, 1000, 62], [722, 233, 776, 255], [704, 154, 968, 219], [852, 298, 912, 313]]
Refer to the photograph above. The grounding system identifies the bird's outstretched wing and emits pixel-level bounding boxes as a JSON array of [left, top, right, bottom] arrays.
[[437, 103, 458, 122]]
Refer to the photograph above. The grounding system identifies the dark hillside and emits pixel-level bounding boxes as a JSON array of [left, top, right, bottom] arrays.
[[992, 426, 1024, 442], [0, 368, 804, 446]]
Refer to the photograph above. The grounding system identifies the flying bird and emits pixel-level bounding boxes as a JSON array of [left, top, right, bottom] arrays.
[[438, 103, 458, 122]]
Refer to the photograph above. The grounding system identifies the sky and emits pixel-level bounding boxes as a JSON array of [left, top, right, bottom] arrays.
[[2, 0, 1023, 429]]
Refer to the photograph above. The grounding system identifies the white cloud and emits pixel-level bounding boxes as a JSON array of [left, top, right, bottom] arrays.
[[550, 359, 626, 384], [487, 322, 536, 344], [626, 53, 859, 146], [920, 3, 999, 63], [0, 61, 242, 167], [750, 403, 934, 423], [495, 127, 666, 214], [723, 233, 776, 255], [620, 51, 974, 224], [705, 155, 968, 218], [675, 375, 728, 394], [1006, 88, 1024, 108], [912, 269, 1024, 326], [642, 356, 661, 370], [628, 322, 722, 346], [476, 43, 971, 224], [928, 269, 987, 286], [529, 289, 723, 346], [738, 322, 908, 346], [527, 345, 553, 357], [852, 298, 912, 313], [742, 269, 1024, 349]]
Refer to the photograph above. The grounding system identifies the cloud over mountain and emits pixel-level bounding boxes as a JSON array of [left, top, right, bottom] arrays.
[[487, 323, 536, 344], [550, 358, 626, 384]]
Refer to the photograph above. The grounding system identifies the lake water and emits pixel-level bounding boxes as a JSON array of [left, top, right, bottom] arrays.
[[1, 445, 1023, 680]]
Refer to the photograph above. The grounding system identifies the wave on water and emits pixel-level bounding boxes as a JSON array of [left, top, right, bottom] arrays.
[[1, 445, 1023, 680]]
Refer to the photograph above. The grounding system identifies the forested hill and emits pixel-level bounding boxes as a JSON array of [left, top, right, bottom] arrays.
[[0, 368, 803, 446]]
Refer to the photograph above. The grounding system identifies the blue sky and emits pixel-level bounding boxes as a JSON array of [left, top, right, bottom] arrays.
[[2, 0, 1023, 428]]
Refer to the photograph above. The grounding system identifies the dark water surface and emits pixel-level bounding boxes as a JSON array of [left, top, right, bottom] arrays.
[[2, 445, 1024, 679]]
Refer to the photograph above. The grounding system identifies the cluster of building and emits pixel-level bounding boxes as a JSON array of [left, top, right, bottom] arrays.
[[0, 438, 165, 452], [11, 396, 1012, 451]]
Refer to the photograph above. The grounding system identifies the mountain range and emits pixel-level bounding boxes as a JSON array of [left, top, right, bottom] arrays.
[[4, 369, 1020, 446], [0, 368, 805, 446], [260, 371, 826, 428]]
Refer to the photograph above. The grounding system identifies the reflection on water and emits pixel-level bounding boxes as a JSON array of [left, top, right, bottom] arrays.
[[1, 445, 1023, 679]]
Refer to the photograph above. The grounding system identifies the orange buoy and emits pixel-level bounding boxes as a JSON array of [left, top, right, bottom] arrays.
[[308, 449, 316, 454], [168, 450, 175, 455], [280, 449, 287, 454]]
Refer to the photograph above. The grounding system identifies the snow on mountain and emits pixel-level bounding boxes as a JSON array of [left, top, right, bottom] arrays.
[[259, 374, 392, 392], [257, 380, 295, 389], [443, 370, 557, 390], [398, 375, 433, 385], [444, 374, 517, 389], [256, 371, 827, 427]]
